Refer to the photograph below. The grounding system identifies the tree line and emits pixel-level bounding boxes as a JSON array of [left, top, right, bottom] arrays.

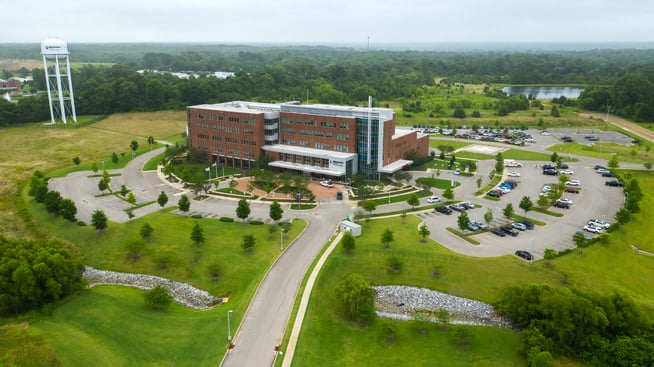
[[4, 46, 654, 125]]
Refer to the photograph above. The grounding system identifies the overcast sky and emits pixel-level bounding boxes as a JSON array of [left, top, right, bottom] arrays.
[[3, 0, 653, 46]]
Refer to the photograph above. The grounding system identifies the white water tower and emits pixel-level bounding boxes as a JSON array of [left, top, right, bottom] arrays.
[[41, 38, 77, 124]]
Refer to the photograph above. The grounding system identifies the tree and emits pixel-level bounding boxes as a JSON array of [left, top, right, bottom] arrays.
[[406, 194, 419, 209], [538, 194, 550, 209], [550, 152, 559, 163], [236, 198, 251, 222], [484, 208, 493, 225], [112, 152, 119, 165], [241, 233, 256, 252], [178, 194, 190, 213], [400, 210, 407, 224], [573, 231, 589, 248], [91, 209, 108, 233], [503, 203, 514, 219], [126, 192, 136, 206], [43, 190, 62, 215], [608, 154, 619, 169], [207, 262, 222, 283], [476, 177, 482, 189], [418, 224, 430, 242], [543, 248, 557, 261], [454, 326, 474, 348], [58, 198, 77, 222], [98, 178, 108, 193], [341, 231, 356, 254], [457, 211, 470, 231], [120, 184, 129, 197], [269, 200, 283, 223], [130, 140, 139, 152], [387, 255, 402, 272], [436, 308, 451, 328], [125, 239, 146, 260], [361, 200, 377, 221], [442, 187, 454, 201], [551, 105, 561, 117], [148, 135, 155, 145], [140, 222, 154, 242], [0, 236, 85, 317], [157, 191, 168, 207], [102, 170, 111, 187], [191, 222, 205, 247], [144, 285, 173, 310], [615, 208, 632, 224], [72, 156, 80, 165], [494, 152, 504, 174], [381, 228, 394, 249], [334, 273, 376, 323], [91, 162, 98, 173], [519, 196, 534, 216]]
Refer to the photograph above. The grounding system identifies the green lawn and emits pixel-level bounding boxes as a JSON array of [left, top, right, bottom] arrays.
[[416, 177, 461, 189], [548, 142, 651, 165], [33, 286, 225, 367], [292, 168, 654, 365]]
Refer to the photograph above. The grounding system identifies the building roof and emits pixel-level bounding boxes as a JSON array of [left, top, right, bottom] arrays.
[[267, 161, 346, 177], [190, 101, 281, 114], [281, 103, 394, 121], [379, 159, 413, 174], [262, 144, 357, 160]]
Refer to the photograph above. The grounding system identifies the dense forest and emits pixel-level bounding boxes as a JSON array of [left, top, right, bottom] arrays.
[[2, 44, 654, 125]]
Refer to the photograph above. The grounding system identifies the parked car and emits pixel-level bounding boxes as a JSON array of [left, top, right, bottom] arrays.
[[491, 228, 506, 237], [461, 201, 475, 210], [427, 196, 441, 203], [336, 191, 343, 200], [584, 225, 603, 233], [560, 169, 574, 175], [541, 131, 551, 136], [501, 226, 519, 236], [449, 204, 466, 212], [515, 250, 534, 261], [588, 219, 610, 229], [542, 185, 552, 192], [508, 171, 521, 177], [542, 164, 556, 170], [602, 171, 614, 177], [487, 190, 502, 198], [554, 201, 570, 209], [472, 220, 487, 229], [561, 136, 574, 142], [557, 198, 573, 205], [565, 180, 581, 186], [596, 168, 610, 174], [605, 180, 623, 187], [454, 168, 461, 175], [565, 187, 580, 194], [594, 165, 607, 171], [511, 222, 527, 231], [543, 169, 558, 176], [319, 180, 334, 188], [560, 163, 569, 169], [503, 180, 519, 188], [435, 205, 452, 215], [517, 220, 534, 230], [467, 223, 480, 231]]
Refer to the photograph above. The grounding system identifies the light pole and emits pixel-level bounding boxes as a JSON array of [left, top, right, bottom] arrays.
[[227, 309, 233, 341], [280, 228, 287, 251]]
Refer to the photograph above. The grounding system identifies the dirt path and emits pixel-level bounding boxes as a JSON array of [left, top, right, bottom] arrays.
[[580, 113, 654, 143]]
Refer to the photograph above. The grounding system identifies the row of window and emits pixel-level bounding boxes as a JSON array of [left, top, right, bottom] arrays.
[[280, 117, 350, 129], [210, 125, 256, 134], [333, 145, 350, 152], [196, 113, 259, 125]]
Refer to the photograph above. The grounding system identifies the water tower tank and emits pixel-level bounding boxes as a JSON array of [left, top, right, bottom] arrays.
[[41, 38, 69, 58]]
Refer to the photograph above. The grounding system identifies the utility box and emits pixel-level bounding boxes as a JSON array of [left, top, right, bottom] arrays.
[[340, 220, 361, 237]]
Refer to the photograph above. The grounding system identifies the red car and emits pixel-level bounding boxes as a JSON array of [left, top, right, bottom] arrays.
[[564, 187, 580, 194]]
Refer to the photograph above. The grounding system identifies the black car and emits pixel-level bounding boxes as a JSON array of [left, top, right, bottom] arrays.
[[543, 169, 558, 176], [561, 136, 573, 142], [435, 205, 452, 215], [594, 165, 606, 171], [515, 250, 534, 261], [542, 164, 556, 170], [560, 163, 569, 169], [601, 171, 614, 177], [518, 220, 534, 230], [503, 180, 518, 188], [501, 226, 519, 236], [491, 228, 506, 237], [605, 180, 624, 187]]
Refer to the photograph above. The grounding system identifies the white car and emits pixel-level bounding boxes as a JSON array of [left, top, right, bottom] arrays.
[[498, 186, 511, 193], [508, 171, 521, 177], [557, 198, 573, 205], [588, 219, 610, 229], [541, 131, 552, 136], [565, 180, 581, 186], [319, 180, 334, 188], [583, 225, 603, 234], [560, 169, 574, 175], [427, 196, 441, 203], [542, 185, 552, 192]]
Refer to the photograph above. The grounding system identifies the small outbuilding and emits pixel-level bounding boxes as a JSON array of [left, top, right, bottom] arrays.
[[340, 220, 362, 237]]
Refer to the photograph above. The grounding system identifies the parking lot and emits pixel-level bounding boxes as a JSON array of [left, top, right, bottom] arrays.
[[417, 154, 624, 260]]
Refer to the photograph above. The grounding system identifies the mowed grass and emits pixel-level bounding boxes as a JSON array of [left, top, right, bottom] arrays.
[[548, 142, 652, 164], [25, 200, 305, 301], [33, 286, 225, 367], [293, 173, 654, 366], [0, 110, 186, 238]]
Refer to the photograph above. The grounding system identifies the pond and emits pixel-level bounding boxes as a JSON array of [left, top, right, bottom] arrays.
[[501, 86, 584, 99]]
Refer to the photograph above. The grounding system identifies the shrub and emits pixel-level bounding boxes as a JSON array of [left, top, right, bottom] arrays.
[[191, 214, 202, 219], [144, 285, 173, 310], [219, 217, 234, 222], [76, 221, 87, 226], [248, 220, 264, 225]]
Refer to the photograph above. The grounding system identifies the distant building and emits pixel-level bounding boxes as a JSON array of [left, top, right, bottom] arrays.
[[186, 100, 429, 180], [0, 79, 22, 95]]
